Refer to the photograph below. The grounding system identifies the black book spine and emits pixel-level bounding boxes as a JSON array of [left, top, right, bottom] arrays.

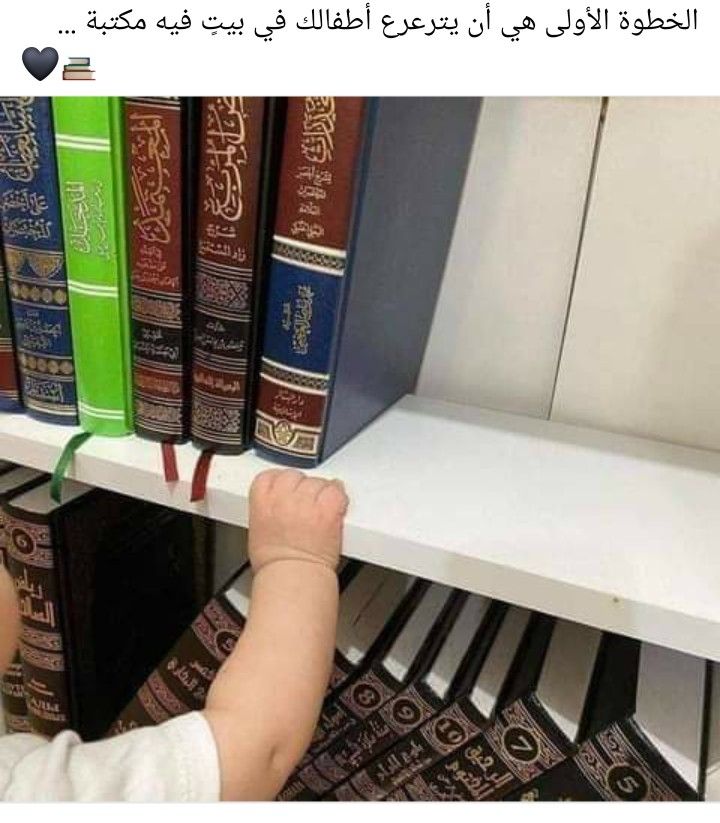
[[315, 591, 469, 797], [279, 580, 430, 799], [332, 693, 487, 801], [505, 719, 697, 801], [4, 504, 73, 738], [333, 603, 511, 801], [321, 680, 445, 798], [244, 97, 286, 446], [398, 692, 573, 801], [280, 662, 405, 800], [191, 97, 285, 454]]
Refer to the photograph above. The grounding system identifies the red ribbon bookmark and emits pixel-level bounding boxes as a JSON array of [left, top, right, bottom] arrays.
[[190, 450, 214, 502], [161, 442, 179, 484]]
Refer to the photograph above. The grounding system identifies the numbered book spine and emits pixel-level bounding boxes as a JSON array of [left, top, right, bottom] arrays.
[[109, 591, 244, 734], [254, 97, 366, 466], [317, 680, 446, 799], [506, 720, 697, 802], [126, 96, 196, 443], [191, 97, 266, 453], [279, 662, 406, 800], [0, 97, 77, 423], [110, 585, 354, 736], [54, 97, 134, 435], [398, 694, 573, 801], [4, 507, 72, 738], [331, 695, 489, 801], [0, 512, 30, 733]]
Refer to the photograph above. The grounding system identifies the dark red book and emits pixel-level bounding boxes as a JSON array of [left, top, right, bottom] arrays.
[[126, 97, 199, 455]]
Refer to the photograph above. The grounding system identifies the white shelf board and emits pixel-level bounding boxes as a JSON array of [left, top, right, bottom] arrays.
[[1, 394, 719, 662]]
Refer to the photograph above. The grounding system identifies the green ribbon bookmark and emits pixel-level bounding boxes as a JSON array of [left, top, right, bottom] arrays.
[[51, 432, 93, 503]]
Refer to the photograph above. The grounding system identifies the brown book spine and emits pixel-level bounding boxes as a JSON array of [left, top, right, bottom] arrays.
[[254, 97, 366, 464], [5, 512, 71, 737], [110, 586, 353, 736], [0, 515, 30, 733], [127, 97, 191, 443], [397, 694, 572, 801], [279, 662, 403, 800], [191, 97, 265, 453], [334, 695, 488, 801], [109, 591, 244, 734]]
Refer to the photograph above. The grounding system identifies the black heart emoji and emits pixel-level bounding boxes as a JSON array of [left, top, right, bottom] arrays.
[[22, 47, 59, 81]]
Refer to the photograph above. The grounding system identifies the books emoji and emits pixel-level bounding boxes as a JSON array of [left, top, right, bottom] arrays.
[[63, 57, 95, 80]]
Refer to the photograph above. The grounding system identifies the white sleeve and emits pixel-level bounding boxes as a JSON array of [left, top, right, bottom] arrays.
[[1, 712, 221, 802]]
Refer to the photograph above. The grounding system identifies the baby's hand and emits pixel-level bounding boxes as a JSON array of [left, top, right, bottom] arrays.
[[248, 469, 349, 574]]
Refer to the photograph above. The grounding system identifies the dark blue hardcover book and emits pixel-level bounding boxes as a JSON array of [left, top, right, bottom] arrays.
[[0, 97, 78, 424], [254, 97, 480, 466]]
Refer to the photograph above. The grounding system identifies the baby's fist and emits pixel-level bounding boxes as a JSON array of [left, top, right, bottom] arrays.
[[248, 469, 349, 574]]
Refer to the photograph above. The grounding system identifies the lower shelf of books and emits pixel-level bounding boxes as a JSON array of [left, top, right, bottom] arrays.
[[0, 393, 718, 663], [3, 540, 717, 801]]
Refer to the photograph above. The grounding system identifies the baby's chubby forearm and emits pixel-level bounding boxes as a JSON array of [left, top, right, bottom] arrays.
[[203, 469, 349, 801], [0, 564, 20, 676]]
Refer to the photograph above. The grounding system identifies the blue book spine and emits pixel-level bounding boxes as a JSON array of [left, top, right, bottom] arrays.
[[0, 97, 78, 424], [254, 97, 366, 466]]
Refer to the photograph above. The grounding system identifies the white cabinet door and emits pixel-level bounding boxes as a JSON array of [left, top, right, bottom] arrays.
[[553, 98, 720, 451], [417, 97, 602, 418]]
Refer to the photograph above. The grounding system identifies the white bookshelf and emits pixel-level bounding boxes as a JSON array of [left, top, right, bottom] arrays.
[[1, 393, 719, 663]]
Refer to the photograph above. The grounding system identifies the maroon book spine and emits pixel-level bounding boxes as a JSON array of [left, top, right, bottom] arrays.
[[5, 512, 71, 738], [191, 97, 266, 454], [127, 97, 191, 443]]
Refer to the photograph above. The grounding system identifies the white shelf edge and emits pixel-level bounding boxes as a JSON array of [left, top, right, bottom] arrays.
[[0, 395, 719, 663]]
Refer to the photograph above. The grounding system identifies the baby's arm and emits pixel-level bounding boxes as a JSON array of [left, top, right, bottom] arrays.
[[203, 469, 349, 801], [0, 563, 20, 676]]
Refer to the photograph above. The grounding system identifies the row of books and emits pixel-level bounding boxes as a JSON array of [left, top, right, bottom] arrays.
[[114, 561, 715, 802], [0, 96, 479, 491], [0, 462, 212, 740]]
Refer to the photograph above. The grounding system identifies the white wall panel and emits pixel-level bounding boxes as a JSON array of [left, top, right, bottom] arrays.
[[417, 97, 602, 418], [553, 98, 720, 451]]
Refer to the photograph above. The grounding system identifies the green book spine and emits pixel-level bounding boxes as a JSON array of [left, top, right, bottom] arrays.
[[53, 97, 133, 435]]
